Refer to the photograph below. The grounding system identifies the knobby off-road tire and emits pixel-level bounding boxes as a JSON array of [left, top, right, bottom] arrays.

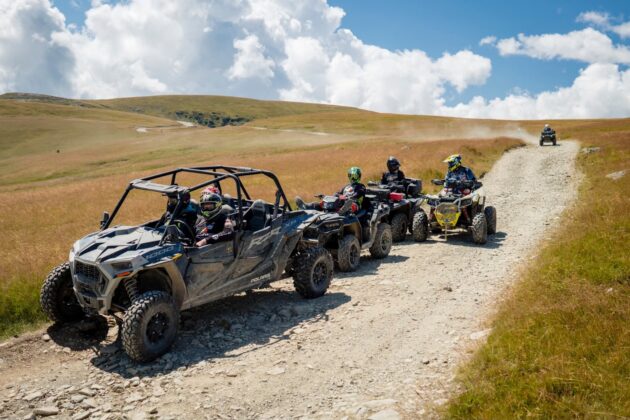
[[336, 234, 361, 272], [122, 291, 180, 363], [484, 206, 497, 235], [40, 261, 85, 323], [390, 213, 408, 242], [539, 139, 544, 146], [411, 210, 429, 242], [293, 247, 333, 299], [369, 223, 392, 259], [553, 139, 557, 146], [471, 213, 488, 244]]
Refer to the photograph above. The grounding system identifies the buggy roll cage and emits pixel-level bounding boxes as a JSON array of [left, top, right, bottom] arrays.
[[102, 165, 293, 235]]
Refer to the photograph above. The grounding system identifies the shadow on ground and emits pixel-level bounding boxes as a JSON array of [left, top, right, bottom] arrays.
[[392, 231, 507, 249], [47, 288, 350, 378]]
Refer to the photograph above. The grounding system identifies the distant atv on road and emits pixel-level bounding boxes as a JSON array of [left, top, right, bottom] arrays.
[[424, 178, 496, 244], [540, 128, 557, 146], [40, 166, 335, 362], [367, 178, 427, 242]]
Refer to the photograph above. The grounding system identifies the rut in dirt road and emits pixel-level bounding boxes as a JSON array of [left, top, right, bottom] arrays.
[[0, 141, 579, 420]]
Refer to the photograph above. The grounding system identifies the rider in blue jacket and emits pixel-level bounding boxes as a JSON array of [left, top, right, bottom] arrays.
[[443, 154, 476, 192]]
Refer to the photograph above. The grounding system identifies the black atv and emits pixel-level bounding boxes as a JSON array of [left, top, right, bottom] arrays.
[[40, 165, 336, 362], [540, 129, 557, 146], [298, 192, 392, 272], [367, 178, 428, 242], [424, 178, 496, 244]]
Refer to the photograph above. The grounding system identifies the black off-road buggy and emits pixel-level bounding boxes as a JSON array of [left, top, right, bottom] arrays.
[[296, 192, 393, 272], [40, 166, 338, 362], [367, 178, 429, 242]]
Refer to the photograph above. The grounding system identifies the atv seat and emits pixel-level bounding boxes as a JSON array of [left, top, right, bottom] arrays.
[[243, 199, 268, 231]]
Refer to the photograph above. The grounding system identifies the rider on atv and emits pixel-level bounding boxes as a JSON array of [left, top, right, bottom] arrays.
[[195, 191, 235, 246], [542, 123, 555, 135], [381, 156, 406, 185], [296, 166, 367, 213], [443, 154, 476, 194]]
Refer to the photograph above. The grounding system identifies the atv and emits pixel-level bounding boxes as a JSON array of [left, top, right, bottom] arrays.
[[424, 178, 496, 244], [297, 192, 392, 272], [540, 129, 557, 146], [40, 166, 336, 362], [367, 178, 428, 242]]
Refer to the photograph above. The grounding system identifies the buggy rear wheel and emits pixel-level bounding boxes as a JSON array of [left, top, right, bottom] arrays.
[[390, 213, 408, 242], [122, 291, 180, 362], [336, 234, 361, 272], [369, 223, 392, 259], [293, 247, 333, 299], [40, 262, 86, 323]]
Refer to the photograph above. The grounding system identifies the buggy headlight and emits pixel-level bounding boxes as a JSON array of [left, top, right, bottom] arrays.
[[111, 261, 132, 271], [111, 261, 133, 278]]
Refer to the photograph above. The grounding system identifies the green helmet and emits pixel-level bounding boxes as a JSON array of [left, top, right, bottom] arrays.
[[347, 166, 362, 183], [200, 192, 222, 219]]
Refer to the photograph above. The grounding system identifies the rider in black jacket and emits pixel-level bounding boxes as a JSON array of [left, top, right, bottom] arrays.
[[381, 156, 406, 185], [296, 166, 367, 212], [194, 191, 235, 246]]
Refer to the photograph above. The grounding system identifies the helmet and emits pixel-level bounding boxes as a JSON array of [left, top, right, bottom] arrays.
[[347, 166, 362, 183], [199, 192, 222, 219], [166, 191, 190, 211], [544, 124, 550, 129], [386, 156, 400, 173], [443, 154, 462, 172]]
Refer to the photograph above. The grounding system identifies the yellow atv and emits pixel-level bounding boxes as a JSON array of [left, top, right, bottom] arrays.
[[425, 178, 496, 244]]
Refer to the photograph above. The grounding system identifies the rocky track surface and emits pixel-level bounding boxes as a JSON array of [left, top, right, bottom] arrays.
[[0, 140, 579, 420]]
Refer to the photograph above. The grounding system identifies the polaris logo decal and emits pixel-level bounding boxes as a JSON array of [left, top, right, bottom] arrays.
[[250, 273, 271, 284]]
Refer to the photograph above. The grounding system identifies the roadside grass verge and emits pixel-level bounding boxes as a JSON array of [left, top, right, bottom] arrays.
[[0, 136, 521, 339], [447, 124, 630, 417]]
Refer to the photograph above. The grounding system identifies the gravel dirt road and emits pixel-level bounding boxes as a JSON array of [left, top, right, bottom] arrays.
[[0, 139, 579, 420]]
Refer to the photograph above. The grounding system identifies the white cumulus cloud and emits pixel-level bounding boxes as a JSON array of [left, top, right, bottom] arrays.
[[577, 10, 630, 39], [0, 1, 629, 120], [443, 63, 630, 119], [495, 28, 630, 64]]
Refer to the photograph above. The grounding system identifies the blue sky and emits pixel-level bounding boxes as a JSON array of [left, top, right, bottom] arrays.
[[3, 0, 630, 118], [328, 0, 628, 105]]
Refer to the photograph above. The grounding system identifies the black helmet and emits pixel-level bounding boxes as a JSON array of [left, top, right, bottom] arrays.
[[166, 191, 190, 211], [387, 156, 400, 172]]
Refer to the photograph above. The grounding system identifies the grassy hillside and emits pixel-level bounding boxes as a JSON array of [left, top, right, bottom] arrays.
[[447, 120, 630, 418], [0, 94, 524, 338]]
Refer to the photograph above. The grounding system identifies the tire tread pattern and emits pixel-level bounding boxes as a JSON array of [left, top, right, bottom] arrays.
[[292, 247, 333, 299], [122, 291, 179, 363]]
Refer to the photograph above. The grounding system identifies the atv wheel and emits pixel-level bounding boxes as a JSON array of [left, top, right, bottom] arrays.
[[40, 262, 85, 323], [471, 213, 488, 244], [390, 213, 408, 242], [553, 139, 557, 146], [336, 234, 361, 272], [484, 206, 497, 235], [539, 139, 543, 146], [411, 210, 429, 242], [293, 247, 333, 299], [369, 223, 392, 259], [122, 291, 180, 363]]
